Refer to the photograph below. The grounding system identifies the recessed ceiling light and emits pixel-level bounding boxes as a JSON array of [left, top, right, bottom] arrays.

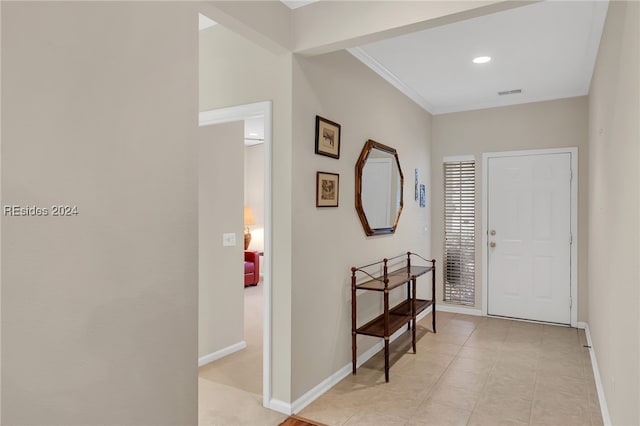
[[473, 56, 492, 64]]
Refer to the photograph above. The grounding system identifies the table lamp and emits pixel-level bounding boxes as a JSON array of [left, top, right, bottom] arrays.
[[244, 206, 255, 250]]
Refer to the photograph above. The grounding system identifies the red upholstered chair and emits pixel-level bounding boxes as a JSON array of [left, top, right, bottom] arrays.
[[244, 251, 260, 287]]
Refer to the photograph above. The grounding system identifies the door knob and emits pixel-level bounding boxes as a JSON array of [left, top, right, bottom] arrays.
[[490, 230, 496, 236], [490, 241, 496, 248]]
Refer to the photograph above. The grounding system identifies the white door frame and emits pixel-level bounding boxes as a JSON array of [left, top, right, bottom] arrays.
[[482, 147, 578, 327], [199, 101, 273, 407]]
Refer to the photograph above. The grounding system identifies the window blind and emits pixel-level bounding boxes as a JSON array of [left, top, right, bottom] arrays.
[[444, 160, 475, 305]]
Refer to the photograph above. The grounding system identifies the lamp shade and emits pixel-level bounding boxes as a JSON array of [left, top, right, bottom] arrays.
[[244, 206, 255, 226]]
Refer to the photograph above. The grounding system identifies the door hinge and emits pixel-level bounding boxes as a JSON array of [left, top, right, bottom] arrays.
[[570, 297, 573, 308], [570, 168, 573, 182], [569, 233, 573, 245]]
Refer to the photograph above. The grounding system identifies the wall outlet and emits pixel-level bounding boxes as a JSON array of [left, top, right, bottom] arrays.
[[222, 233, 236, 247]]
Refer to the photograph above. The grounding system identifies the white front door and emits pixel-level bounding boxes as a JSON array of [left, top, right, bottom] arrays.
[[487, 153, 572, 324]]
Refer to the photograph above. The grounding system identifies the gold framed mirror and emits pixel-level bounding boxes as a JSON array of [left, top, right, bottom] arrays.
[[355, 140, 404, 236]]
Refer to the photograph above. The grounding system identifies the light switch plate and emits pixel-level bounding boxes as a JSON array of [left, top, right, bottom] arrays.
[[222, 233, 236, 247]]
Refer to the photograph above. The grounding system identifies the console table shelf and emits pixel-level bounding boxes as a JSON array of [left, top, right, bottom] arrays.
[[351, 252, 436, 382], [355, 266, 432, 291]]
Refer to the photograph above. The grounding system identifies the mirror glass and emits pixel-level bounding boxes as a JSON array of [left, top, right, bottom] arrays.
[[355, 140, 404, 236]]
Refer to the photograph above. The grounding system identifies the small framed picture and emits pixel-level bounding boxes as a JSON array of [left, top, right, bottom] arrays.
[[316, 172, 339, 207], [419, 184, 426, 208], [315, 115, 341, 159]]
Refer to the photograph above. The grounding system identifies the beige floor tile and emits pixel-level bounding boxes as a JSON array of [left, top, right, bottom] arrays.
[[472, 393, 533, 424], [383, 371, 441, 400], [578, 329, 589, 347], [447, 316, 484, 329], [457, 345, 502, 361], [412, 347, 457, 364], [417, 339, 462, 356], [427, 382, 482, 411], [465, 331, 508, 349], [467, 413, 528, 426], [588, 385, 602, 410], [538, 344, 584, 359], [431, 331, 470, 346], [530, 397, 591, 425], [541, 333, 580, 350], [476, 317, 513, 330], [510, 320, 544, 330], [409, 398, 473, 426], [472, 327, 511, 339], [438, 368, 489, 393], [582, 354, 597, 379], [393, 351, 455, 378], [590, 404, 604, 426], [297, 394, 359, 426], [535, 373, 589, 400], [542, 324, 578, 337], [448, 355, 496, 375], [484, 374, 536, 401], [344, 391, 425, 420], [504, 330, 543, 345], [300, 318, 599, 426], [495, 357, 538, 375], [538, 356, 585, 379], [495, 358, 538, 376], [433, 311, 457, 321], [344, 414, 407, 426], [334, 371, 387, 394], [437, 323, 477, 337]]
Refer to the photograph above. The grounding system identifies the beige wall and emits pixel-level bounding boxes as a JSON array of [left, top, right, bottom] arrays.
[[291, 51, 432, 399], [431, 97, 589, 322], [245, 144, 265, 252], [2, 2, 198, 424], [199, 122, 245, 358], [199, 24, 294, 403], [587, 1, 640, 424]]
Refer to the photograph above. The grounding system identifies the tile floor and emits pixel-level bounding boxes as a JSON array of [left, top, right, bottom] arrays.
[[200, 304, 602, 426], [299, 311, 602, 426]]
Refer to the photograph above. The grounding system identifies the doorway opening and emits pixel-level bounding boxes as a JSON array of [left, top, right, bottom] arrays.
[[198, 102, 273, 409]]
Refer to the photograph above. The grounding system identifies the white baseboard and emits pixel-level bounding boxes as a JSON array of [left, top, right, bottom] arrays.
[[197, 341, 247, 367], [583, 323, 611, 426], [287, 306, 433, 415], [268, 398, 292, 416], [437, 304, 483, 316], [290, 363, 351, 414]]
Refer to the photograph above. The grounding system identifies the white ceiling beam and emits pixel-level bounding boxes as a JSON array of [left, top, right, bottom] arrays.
[[292, 1, 540, 56], [201, 1, 292, 54]]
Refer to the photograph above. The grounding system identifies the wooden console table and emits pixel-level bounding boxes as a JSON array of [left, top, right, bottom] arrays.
[[351, 252, 436, 382]]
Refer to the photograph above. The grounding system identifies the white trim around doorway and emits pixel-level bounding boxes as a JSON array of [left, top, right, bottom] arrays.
[[199, 101, 274, 409], [481, 147, 578, 328]]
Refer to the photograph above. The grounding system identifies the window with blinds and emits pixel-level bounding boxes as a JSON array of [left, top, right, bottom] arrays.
[[444, 160, 475, 305]]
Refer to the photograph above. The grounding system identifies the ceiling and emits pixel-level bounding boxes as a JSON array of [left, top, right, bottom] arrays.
[[349, 1, 609, 115], [280, 0, 319, 9]]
